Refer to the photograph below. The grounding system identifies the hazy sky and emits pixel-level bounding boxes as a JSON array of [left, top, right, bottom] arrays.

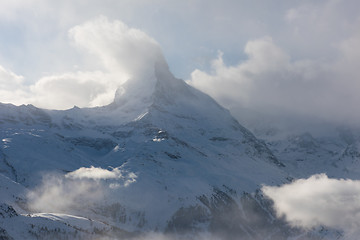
[[0, 0, 359, 125]]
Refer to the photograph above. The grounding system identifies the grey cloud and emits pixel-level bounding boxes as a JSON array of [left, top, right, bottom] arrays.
[[188, 33, 360, 126]]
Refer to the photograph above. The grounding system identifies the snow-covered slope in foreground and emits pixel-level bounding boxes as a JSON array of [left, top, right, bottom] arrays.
[[0, 57, 334, 239]]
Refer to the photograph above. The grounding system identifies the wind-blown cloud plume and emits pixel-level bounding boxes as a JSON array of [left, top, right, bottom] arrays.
[[69, 16, 161, 78], [0, 16, 162, 110], [262, 174, 360, 239]]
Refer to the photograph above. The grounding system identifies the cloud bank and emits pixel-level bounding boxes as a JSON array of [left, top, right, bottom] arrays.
[[0, 16, 162, 110], [189, 33, 360, 126], [187, 0, 360, 126], [28, 166, 137, 213], [262, 174, 360, 239]]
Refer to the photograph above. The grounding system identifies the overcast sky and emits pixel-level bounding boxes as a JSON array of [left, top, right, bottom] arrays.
[[0, 0, 359, 125]]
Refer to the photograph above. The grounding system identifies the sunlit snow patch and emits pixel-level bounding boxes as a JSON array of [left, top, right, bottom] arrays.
[[152, 130, 167, 142], [152, 138, 165, 142], [134, 111, 148, 121], [113, 145, 120, 152], [2, 138, 11, 143], [2, 138, 11, 148], [29, 213, 110, 232]]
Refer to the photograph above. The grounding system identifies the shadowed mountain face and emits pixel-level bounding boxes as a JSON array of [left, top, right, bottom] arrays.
[[0, 57, 340, 239]]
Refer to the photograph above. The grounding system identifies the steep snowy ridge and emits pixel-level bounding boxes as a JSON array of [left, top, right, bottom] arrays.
[[0, 58, 339, 239]]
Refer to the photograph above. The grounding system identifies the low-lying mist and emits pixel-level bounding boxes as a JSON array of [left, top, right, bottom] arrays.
[[25, 166, 354, 240], [263, 174, 360, 240], [27, 166, 137, 213]]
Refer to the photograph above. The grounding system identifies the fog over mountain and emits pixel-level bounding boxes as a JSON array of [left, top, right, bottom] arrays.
[[1, 1, 360, 240]]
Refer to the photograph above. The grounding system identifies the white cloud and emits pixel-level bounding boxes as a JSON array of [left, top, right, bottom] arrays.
[[27, 173, 104, 213], [188, 33, 360, 126], [28, 166, 137, 213], [0, 16, 163, 110], [189, 37, 314, 109], [262, 174, 360, 239], [66, 16, 164, 110], [65, 166, 137, 185], [69, 16, 161, 77], [0, 64, 24, 89], [30, 71, 120, 109], [0, 64, 29, 105]]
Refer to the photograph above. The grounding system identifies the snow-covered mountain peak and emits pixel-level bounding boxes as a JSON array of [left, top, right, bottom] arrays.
[[113, 55, 188, 109]]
